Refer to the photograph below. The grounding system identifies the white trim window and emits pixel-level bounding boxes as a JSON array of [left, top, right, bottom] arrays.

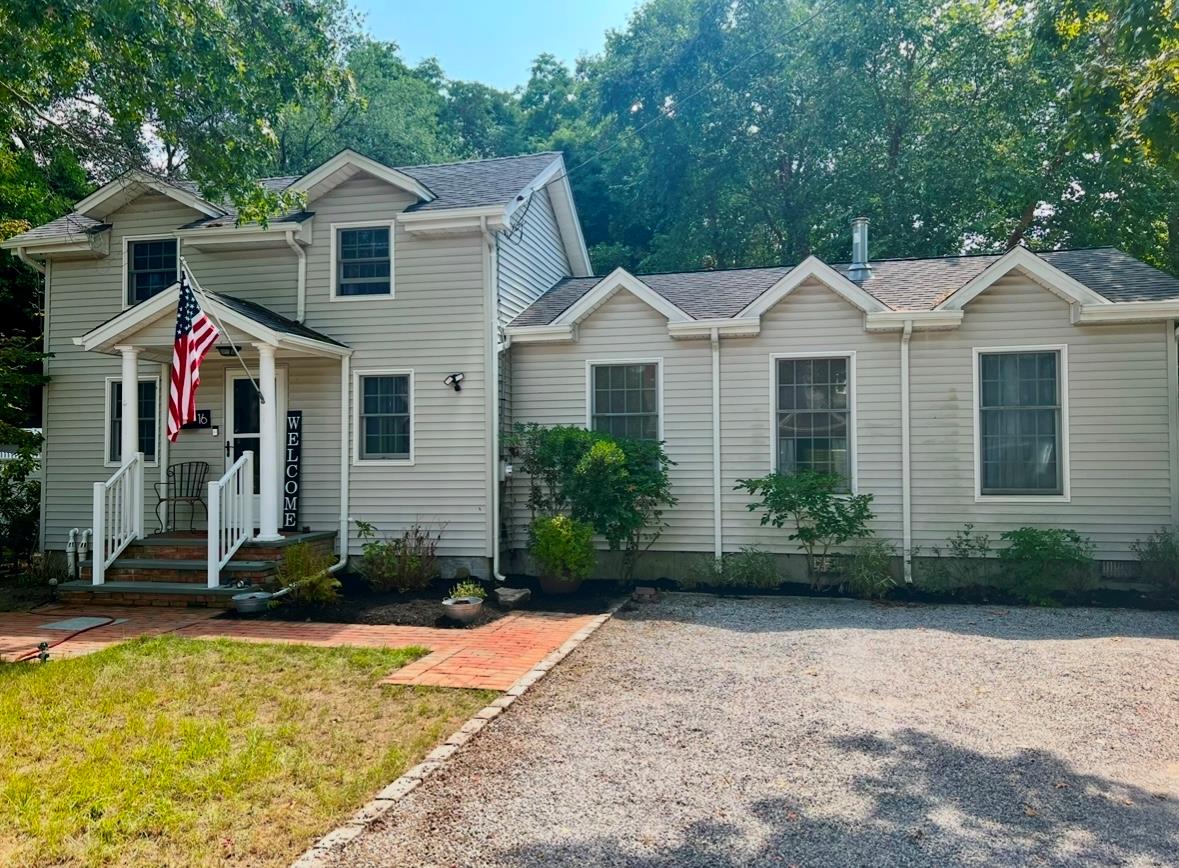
[[587, 359, 663, 441], [771, 352, 856, 490], [353, 370, 413, 464], [331, 221, 394, 299], [125, 237, 178, 305], [105, 376, 160, 466], [974, 346, 1069, 500]]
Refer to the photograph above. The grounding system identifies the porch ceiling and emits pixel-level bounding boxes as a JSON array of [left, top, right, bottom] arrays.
[[74, 284, 350, 362]]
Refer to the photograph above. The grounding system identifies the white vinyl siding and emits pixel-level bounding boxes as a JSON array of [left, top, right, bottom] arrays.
[[497, 188, 570, 326]]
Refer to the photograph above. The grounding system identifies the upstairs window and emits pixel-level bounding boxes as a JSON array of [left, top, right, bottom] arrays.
[[978, 349, 1064, 496], [775, 355, 853, 489], [126, 238, 178, 305], [336, 226, 392, 297], [589, 362, 661, 441]]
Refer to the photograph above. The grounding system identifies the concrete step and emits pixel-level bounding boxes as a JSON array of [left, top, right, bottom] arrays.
[[80, 558, 276, 585], [59, 580, 258, 609]]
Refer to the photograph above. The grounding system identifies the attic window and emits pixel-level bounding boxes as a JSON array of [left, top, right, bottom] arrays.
[[126, 238, 177, 305]]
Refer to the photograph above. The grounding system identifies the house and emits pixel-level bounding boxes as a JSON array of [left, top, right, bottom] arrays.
[[5, 149, 1179, 602]]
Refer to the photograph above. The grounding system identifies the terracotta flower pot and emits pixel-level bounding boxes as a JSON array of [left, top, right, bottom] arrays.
[[538, 574, 583, 595]]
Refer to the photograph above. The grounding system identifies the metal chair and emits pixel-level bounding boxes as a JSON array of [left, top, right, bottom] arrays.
[[154, 461, 210, 532]]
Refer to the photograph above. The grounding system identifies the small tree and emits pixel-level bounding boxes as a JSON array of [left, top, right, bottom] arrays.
[[735, 470, 874, 589]]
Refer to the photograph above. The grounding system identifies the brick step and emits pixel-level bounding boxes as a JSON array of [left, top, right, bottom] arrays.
[[80, 558, 276, 585], [123, 531, 336, 562], [59, 580, 257, 609]]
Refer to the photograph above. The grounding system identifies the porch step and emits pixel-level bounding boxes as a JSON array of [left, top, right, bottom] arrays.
[[124, 531, 336, 562], [80, 558, 277, 584], [59, 580, 258, 609]]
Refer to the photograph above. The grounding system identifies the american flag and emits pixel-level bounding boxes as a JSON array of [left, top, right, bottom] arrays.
[[167, 268, 219, 442]]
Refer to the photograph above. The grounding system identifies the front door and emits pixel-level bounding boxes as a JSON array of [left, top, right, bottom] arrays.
[[224, 367, 287, 520]]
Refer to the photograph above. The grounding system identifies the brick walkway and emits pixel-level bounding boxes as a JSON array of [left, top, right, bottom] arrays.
[[0, 604, 599, 690]]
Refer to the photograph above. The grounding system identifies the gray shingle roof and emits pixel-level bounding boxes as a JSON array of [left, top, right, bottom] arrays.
[[510, 247, 1179, 326], [10, 153, 560, 244], [211, 292, 346, 347]]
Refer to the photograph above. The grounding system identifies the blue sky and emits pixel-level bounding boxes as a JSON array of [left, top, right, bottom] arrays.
[[349, 0, 640, 90]]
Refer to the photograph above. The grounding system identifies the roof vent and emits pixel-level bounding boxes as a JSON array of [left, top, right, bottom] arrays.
[[848, 216, 871, 282]]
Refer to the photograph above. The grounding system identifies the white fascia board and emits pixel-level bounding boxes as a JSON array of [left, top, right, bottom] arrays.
[[75, 171, 225, 219], [553, 267, 691, 325], [3, 234, 110, 258], [291, 149, 435, 204], [667, 317, 762, 338], [738, 256, 890, 317], [175, 219, 312, 247], [864, 310, 965, 331], [502, 324, 576, 343], [1073, 300, 1179, 324], [936, 246, 1108, 310], [398, 206, 509, 235]]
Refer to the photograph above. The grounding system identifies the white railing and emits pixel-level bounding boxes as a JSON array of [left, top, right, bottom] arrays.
[[207, 451, 253, 588], [91, 452, 144, 585]]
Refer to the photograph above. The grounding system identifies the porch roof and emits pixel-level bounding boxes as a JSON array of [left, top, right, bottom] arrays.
[[75, 284, 350, 360]]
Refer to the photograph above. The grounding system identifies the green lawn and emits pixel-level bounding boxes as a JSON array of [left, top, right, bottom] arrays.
[[0, 637, 493, 866]]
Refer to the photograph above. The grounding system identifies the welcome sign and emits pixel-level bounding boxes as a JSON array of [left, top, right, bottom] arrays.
[[283, 411, 302, 531]]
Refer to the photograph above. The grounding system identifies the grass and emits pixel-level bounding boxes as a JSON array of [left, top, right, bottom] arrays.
[[0, 637, 494, 866]]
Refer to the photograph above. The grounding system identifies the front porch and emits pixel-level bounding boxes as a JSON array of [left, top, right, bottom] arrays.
[[71, 282, 351, 600]]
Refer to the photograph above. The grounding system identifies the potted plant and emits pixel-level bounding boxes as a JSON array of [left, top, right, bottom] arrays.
[[531, 514, 596, 595], [442, 578, 486, 625]]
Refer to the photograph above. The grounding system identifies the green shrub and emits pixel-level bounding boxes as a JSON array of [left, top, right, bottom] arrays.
[[275, 542, 339, 606], [998, 526, 1096, 604], [734, 470, 874, 590], [683, 546, 780, 591], [448, 579, 486, 600], [844, 538, 897, 599], [916, 523, 995, 591], [0, 477, 39, 567], [530, 515, 596, 583], [355, 519, 441, 593], [1131, 528, 1179, 601]]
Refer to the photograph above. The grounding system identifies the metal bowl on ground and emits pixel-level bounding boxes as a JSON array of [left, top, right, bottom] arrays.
[[441, 596, 484, 625]]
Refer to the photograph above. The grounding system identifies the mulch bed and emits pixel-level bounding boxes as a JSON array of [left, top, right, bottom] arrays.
[[223, 574, 619, 628]]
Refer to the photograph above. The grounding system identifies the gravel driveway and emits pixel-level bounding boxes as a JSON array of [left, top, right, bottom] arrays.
[[330, 594, 1179, 867]]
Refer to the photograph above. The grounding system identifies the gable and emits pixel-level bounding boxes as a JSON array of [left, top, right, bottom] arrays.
[[75, 171, 224, 221], [575, 287, 672, 334], [291, 150, 434, 205], [738, 256, 889, 318]]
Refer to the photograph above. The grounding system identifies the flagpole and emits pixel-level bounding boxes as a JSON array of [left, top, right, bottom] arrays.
[[179, 256, 265, 404]]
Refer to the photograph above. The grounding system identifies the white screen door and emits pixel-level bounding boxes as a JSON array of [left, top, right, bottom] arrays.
[[224, 367, 287, 519]]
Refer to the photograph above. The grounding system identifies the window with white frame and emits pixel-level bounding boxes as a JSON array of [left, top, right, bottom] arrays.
[[336, 226, 391, 296], [978, 349, 1063, 495], [358, 373, 411, 460], [126, 238, 178, 304], [775, 356, 852, 488], [107, 378, 159, 464], [590, 362, 660, 441]]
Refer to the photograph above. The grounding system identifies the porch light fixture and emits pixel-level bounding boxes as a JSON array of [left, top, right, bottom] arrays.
[[216, 344, 242, 357], [444, 372, 465, 392]]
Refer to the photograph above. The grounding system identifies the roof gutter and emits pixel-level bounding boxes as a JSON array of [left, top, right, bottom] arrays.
[[1073, 300, 1179, 324], [13, 247, 45, 274], [284, 229, 307, 322]]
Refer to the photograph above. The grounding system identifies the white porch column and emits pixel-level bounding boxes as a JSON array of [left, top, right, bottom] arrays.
[[116, 345, 141, 464], [255, 342, 282, 540]]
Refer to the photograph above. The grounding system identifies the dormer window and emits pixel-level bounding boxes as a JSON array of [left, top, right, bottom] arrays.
[[126, 238, 178, 305], [333, 224, 393, 298]]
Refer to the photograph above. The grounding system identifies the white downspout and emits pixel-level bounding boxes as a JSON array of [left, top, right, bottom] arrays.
[[329, 354, 351, 574], [481, 216, 506, 582], [15, 247, 46, 275], [900, 319, 913, 582], [285, 230, 307, 322], [711, 327, 723, 560]]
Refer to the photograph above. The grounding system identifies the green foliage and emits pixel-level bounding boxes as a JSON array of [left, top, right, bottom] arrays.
[[998, 527, 1097, 604], [354, 519, 441, 593], [844, 539, 898, 600], [0, 476, 39, 566], [275, 542, 338, 607], [1131, 528, 1179, 601], [683, 547, 781, 591], [507, 424, 676, 581], [917, 523, 996, 591], [529, 515, 596, 583], [735, 471, 874, 589], [447, 579, 486, 600]]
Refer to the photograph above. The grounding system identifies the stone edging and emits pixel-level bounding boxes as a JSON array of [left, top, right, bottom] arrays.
[[290, 599, 625, 867]]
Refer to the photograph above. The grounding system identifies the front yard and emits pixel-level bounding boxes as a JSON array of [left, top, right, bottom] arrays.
[[0, 637, 493, 866]]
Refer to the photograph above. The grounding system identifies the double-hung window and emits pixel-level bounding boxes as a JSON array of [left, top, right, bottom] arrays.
[[774, 355, 852, 489], [126, 238, 177, 305], [335, 226, 392, 296], [589, 362, 660, 441], [357, 372, 412, 461], [107, 378, 159, 465], [977, 349, 1064, 496]]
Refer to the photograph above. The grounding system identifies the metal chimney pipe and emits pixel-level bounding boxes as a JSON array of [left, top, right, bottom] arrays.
[[848, 216, 871, 281]]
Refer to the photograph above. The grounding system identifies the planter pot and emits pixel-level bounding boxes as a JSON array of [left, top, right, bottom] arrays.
[[538, 574, 583, 596], [441, 595, 484, 625]]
